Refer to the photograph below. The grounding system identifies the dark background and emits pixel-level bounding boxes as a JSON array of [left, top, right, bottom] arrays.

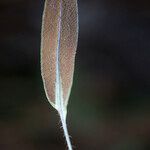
[[0, 0, 150, 149]]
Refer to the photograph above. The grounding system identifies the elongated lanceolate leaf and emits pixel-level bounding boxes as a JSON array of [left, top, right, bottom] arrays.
[[41, 0, 78, 113], [41, 1, 78, 149]]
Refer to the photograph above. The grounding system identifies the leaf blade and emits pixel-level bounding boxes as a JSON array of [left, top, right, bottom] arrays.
[[41, 1, 78, 149], [41, 0, 78, 109]]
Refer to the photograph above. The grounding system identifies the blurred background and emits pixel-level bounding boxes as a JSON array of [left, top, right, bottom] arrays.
[[0, 0, 150, 149]]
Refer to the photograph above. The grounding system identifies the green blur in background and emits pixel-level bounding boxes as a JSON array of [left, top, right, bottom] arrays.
[[0, 0, 150, 150]]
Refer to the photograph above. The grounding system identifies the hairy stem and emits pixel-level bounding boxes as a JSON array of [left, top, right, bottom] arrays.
[[55, 0, 73, 149], [59, 110, 73, 150]]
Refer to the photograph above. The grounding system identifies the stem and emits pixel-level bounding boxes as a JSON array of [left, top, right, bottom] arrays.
[[55, 0, 73, 149], [59, 110, 73, 150]]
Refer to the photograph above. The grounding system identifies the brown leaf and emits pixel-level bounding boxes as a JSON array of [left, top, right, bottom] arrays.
[[41, 0, 78, 110]]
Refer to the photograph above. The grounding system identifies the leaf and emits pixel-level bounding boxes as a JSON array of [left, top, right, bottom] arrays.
[[41, 0, 78, 149]]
